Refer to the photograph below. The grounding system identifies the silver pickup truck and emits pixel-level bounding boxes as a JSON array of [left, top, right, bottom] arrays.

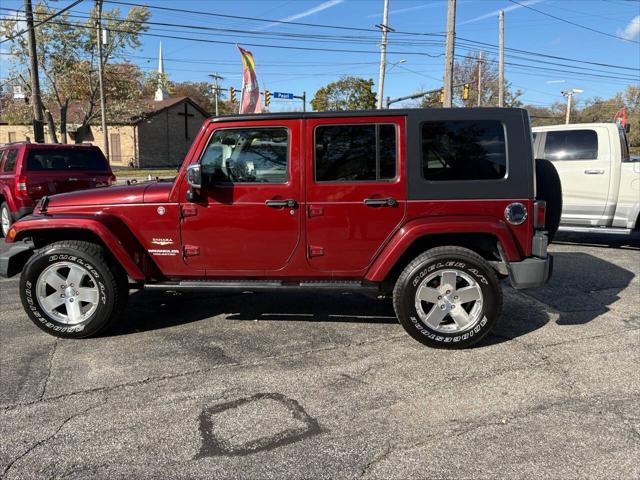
[[533, 123, 640, 234]]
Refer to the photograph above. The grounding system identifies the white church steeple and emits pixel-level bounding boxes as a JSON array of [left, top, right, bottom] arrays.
[[154, 41, 169, 101]]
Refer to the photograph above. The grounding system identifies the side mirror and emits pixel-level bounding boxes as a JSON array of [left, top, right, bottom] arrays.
[[185, 164, 202, 202], [186, 164, 202, 189]]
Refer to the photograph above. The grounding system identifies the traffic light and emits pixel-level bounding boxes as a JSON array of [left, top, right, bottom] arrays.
[[463, 83, 470, 100], [439, 89, 444, 104], [229, 86, 236, 103], [265, 90, 271, 107]]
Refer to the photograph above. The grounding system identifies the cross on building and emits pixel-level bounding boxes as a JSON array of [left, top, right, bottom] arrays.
[[177, 103, 194, 139]]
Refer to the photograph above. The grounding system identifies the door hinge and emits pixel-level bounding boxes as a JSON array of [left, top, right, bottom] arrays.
[[308, 245, 324, 258], [308, 206, 324, 218], [183, 245, 200, 257], [181, 205, 198, 218]]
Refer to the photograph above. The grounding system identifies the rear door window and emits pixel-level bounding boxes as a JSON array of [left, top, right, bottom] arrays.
[[543, 130, 598, 160], [421, 120, 507, 181], [314, 124, 397, 182], [26, 148, 109, 172], [2, 149, 18, 173]]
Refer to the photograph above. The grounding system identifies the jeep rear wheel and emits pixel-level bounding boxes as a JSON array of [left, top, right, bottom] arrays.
[[1, 202, 11, 237], [393, 246, 503, 349], [20, 240, 128, 338]]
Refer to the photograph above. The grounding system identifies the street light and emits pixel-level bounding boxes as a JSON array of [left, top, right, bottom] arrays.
[[387, 58, 407, 73], [561, 88, 583, 124], [383, 60, 407, 109]]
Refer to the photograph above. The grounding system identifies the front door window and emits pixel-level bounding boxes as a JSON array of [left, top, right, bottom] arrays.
[[201, 127, 288, 184]]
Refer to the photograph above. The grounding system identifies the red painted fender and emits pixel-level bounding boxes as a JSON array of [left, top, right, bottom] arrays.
[[8, 214, 146, 281], [365, 216, 523, 282], [0, 184, 17, 212]]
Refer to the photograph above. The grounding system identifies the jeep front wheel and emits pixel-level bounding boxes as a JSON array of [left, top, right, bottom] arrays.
[[20, 240, 128, 338], [393, 246, 503, 349]]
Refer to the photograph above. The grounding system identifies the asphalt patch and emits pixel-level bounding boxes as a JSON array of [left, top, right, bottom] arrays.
[[196, 392, 321, 458]]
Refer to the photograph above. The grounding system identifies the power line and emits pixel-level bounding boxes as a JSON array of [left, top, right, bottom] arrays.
[[0, 0, 84, 44], [3, 11, 637, 82], [5, 5, 636, 74], [507, 0, 640, 44], [0, 15, 445, 58], [3, 15, 636, 86], [103, 0, 639, 71], [454, 37, 639, 72], [104, 0, 390, 34], [2, 8, 637, 88]]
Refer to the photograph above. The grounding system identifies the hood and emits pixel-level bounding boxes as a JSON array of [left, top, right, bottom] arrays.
[[44, 182, 173, 208]]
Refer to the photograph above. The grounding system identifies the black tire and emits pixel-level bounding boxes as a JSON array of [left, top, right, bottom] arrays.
[[393, 246, 503, 349], [20, 240, 128, 338], [1, 202, 12, 238], [535, 158, 562, 243]]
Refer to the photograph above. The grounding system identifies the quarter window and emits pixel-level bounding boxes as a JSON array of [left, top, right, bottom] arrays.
[[544, 130, 598, 161], [315, 124, 397, 182], [421, 120, 507, 181], [2, 150, 18, 173], [201, 127, 289, 184]]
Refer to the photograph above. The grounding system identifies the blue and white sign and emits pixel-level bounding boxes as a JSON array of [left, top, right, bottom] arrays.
[[273, 91, 294, 100]]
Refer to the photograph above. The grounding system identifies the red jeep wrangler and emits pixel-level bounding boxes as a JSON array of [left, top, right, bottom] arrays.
[[0, 142, 115, 237], [0, 109, 560, 349]]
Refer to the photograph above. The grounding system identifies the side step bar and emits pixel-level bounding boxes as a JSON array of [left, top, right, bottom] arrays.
[[144, 279, 380, 293], [558, 226, 632, 235]]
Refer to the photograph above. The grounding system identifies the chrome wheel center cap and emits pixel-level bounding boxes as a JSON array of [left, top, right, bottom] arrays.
[[64, 286, 78, 298]]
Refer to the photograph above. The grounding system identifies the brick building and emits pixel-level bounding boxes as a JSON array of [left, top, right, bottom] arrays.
[[0, 96, 209, 168]]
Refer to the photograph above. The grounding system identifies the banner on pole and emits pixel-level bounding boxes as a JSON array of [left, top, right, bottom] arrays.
[[237, 45, 262, 114], [614, 107, 627, 127]]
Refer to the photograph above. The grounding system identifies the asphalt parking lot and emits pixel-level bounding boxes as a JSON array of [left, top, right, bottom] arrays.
[[1, 233, 639, 479]]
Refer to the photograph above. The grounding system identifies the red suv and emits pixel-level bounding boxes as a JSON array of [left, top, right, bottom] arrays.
[[1, 109, 561, 349], [0, 142, 115, 237]]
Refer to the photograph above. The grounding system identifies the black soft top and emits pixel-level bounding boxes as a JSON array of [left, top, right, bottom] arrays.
[[209, 108, 534, 201], [209, 107, 529, 123]]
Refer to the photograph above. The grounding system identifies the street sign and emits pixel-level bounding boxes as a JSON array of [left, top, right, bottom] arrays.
[[273, 91, 294, 100], [12, 85, 25, 100]]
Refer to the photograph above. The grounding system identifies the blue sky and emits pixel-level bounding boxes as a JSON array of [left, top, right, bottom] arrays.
[[1, 0, 639, 112]]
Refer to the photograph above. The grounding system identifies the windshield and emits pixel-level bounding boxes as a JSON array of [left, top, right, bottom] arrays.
[[26, 148, 109, 172]]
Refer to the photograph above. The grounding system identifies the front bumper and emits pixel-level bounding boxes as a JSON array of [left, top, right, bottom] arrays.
[[0, 240, 34, 278], [508, 255, 553, 289]]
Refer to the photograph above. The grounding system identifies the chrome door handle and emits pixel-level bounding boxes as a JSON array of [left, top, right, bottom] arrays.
[[584, 169, 605, 175], [265, 199, 297, 208], [364, 197, 397, 207]]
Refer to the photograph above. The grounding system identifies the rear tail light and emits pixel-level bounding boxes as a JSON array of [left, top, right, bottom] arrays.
[[534, 200, 546, 230], [15, 175, 28, 196]]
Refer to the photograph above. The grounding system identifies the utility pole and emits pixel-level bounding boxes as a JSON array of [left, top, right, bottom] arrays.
[[96, 0, 109, 161], [561, 88, 583, 124], [376, 0, 390, 109], [443, 0, 457, 108], [24, 0, 45, 143], [498, 10, 505, 107], [477, 51, 483, 107], [209, 73, 223, 116]]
